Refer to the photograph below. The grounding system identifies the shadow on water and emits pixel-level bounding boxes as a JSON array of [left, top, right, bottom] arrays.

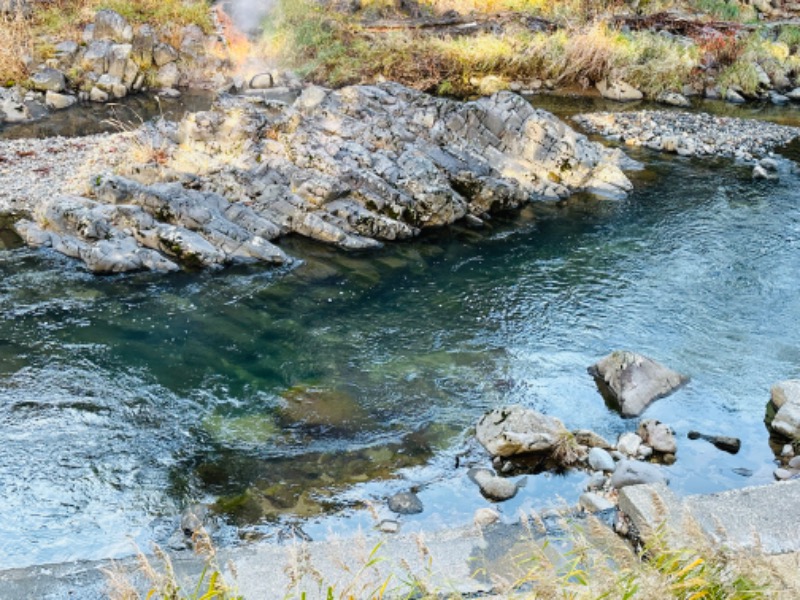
[[0, 91, 214, 140], [1, 93, 800, 569]]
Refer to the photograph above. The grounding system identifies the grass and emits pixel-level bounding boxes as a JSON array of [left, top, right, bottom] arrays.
[[0, 10, 31, 86]]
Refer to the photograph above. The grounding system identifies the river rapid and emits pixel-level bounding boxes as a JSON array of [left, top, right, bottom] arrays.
[[1, 97, 799, 569]]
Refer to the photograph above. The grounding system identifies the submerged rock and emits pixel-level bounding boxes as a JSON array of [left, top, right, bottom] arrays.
[[475, 405, 568, 458], [9, 83, 635, 273], [587, 447, 616, 472], [387, 491, 424, 515], [589, 351, 687, 417], [468, 468, 524, 501], [610, 459, 669, 489], [687, 430, 741, 454]]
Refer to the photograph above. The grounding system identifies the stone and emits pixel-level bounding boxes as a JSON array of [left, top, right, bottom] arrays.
[[579, 492, 615, 513], [770, 91, 790, 106], [686, 430, 741, 454], [89, 86, 109, 103], [789, 456, 800, 469], [295, 85, 329, 112], [95, 74, 122, 93], [588, 351, 687, 417], [637, 419, 677, 454], [378, 519, 399, 534], [725, 88, 746, 104], [474, 508, 500, 527], [573, 429, 612, 449], [153, 43, 179, 67], [107, 44, 133, 80], [637, 445, 653, 459], [468, 468, 523, 502], [616, 432, 642, 457], [783, 445, 796, 458], [585, 472, 606, 491], [773, 403, 800, 440], [54, 40, 79, 59], [30, 68, 66, 93], [156, 63, 181, 89], [476, 405, 568, 458], [596, 79, 643, 102], [387, 491, 423, 515], [775, 468, 797, 480], [657, 92, 691, 108], [94, 9, 133, 43], [82, 40, 112, 74], [587, 447, 616, 472], [0, 97, 30, 122], [250, 73, 275, 89], [771, 380, 800, 409], [610, 460, 669, 489], [769, 380, 800, 440], [44, 91, 76, 110], [132, 25, 156, 68], [179, 24, 206, 58], [753, 163, 779, 181], [786, 88, 800, 101]]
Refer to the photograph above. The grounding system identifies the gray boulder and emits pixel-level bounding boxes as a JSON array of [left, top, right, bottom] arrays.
[[153, 43, 179, 67], [657, 92, 691, 108], [30, 68, 66, 93], [83, 40, 113, 74], [596, 79, 643, 102], [250, 73, 275, 90], [387, 491, 423, 515], [156, 63, 181, 89], [610, 460, 669, 489], [589, 351, 687, 417], [132, 25, 157, 69], [587, 447, 616, 472], [579, 492, 615, 512], [476, 405, 568, 458], [44, 91, 76, 110], [0, 96, 30, 122], [94, 9, 133, 43]]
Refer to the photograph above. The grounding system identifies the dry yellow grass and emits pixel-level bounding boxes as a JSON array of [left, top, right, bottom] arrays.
[[0, 11, 33, 84]]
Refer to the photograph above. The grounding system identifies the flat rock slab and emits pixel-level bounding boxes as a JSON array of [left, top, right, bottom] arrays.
[[476, 405, 567, 457], [589, 351, 687, 417], [619, 479, 800, 555]]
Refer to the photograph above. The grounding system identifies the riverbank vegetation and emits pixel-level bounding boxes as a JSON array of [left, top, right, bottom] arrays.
[[262, 0, 800, 98], [0, 0, 211, 86]]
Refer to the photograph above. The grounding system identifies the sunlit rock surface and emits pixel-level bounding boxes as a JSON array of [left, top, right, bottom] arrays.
[[13, 83, 635, 272]]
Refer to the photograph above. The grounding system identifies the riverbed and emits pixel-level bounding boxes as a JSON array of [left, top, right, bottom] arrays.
[[1, 96, 799, 570]]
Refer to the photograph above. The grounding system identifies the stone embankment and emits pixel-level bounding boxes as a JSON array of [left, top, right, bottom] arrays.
[[1, 83, 635, 273], [574, 110, 800, 161]]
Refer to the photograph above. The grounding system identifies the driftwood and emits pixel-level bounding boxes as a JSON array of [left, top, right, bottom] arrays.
[[362, 12, 557, 35]]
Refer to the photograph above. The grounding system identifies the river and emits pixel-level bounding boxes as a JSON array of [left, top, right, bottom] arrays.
[[0, 96, 799, 569]]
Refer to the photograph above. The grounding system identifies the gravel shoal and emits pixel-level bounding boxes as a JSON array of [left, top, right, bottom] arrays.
[[573, 110, 800, 160]]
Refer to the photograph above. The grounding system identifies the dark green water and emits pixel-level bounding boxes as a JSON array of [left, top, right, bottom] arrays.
[[1, 104, 800, 570]]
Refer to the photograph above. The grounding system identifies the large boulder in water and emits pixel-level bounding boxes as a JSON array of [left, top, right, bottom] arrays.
[[589, 351, 687, 417], [476, 405, 569, 458], [768, 380, 800, 440]]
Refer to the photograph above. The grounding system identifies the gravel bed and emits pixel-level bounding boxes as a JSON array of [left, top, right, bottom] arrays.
[[573, 110, 800, 161], [0, 132, 133, 213]]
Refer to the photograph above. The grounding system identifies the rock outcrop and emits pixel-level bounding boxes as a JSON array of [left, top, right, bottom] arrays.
[[589, 351, 687, 417], [11, 83, 635, 273]]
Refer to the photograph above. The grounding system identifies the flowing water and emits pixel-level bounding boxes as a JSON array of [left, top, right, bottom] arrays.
[[1, 97, 800, 570]]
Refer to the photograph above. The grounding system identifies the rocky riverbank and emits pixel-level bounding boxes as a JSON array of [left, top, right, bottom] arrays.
[[1, 82, 636, 272], [573, 109, 800, 161]]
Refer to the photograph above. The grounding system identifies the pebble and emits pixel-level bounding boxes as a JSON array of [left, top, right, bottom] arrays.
[[584, 472, 606, 491], [782, 444, 796, 458], [474, 508, 500, 528], [789, 456, 800, 469], [573, 110, 800, 160], [774, 467, 797, 480], [378, 519, 400, 534]]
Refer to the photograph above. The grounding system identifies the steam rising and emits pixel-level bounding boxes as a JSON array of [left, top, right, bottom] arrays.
[[224, 0, 277, 35]]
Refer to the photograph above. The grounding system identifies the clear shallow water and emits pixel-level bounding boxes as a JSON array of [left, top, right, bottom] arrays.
[[1, 107, 800, 569]]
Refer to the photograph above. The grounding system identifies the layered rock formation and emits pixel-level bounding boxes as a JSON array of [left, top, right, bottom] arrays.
[[12, 83, 636, 273]]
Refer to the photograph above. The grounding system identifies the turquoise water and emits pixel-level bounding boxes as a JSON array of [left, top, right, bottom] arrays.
[[1, 105, 800, 569]]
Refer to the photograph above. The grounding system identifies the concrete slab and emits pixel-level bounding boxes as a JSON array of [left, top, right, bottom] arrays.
[[618, 479, 800, 555]]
